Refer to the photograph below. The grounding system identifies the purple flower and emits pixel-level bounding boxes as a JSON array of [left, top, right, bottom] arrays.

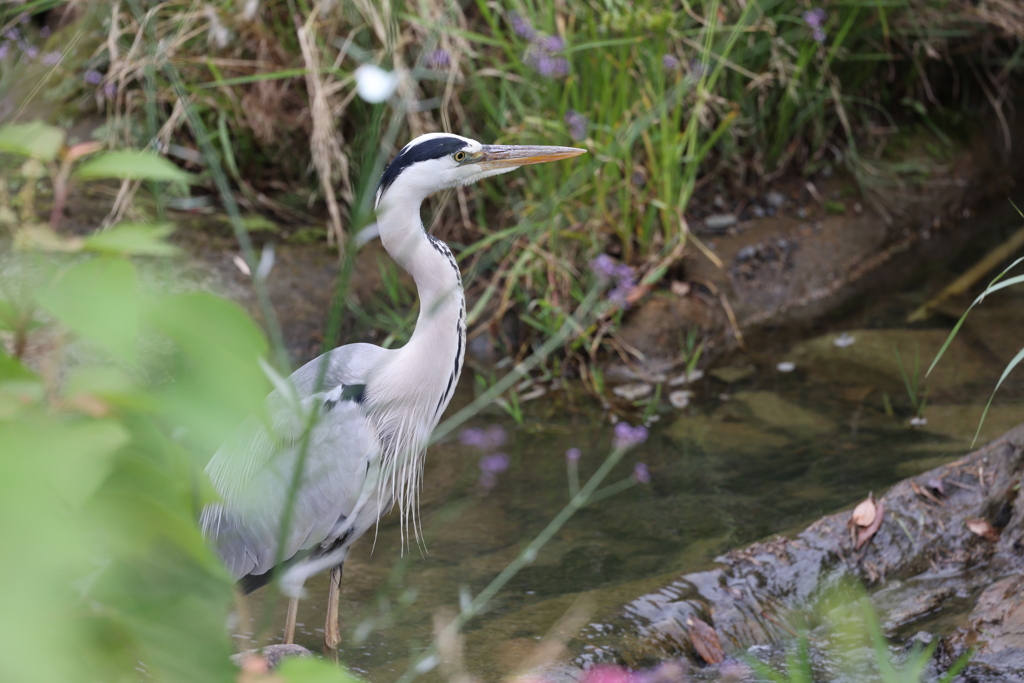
[[427, 48, 450, 69], [84, 69, 103, 85], [39, 26, 51, 39], [662, 54, 679, 70], [103, 81, 116, 98], [510, 12, 536, 40], [812, 27, 826, 42], [21, 43, 37, 60], [565, 447, 581, 463], [18, 13, 29, 24], [478, 452, 510, 489], [3, 29, 20, 41], [802, 8, 827, 28], [613, 422, 648, 449], [0, 44, 8, 60], [460, 424, 507, 451], [480, 452, 510, 474], [591, 254, 619, 279], [565, 109, 588, 141], [609, 281, 634, 308], [632, 463, 650, 484], [41, 50, 61, 65], [539, 35, 564, 53], [530, 53, 569, 77]]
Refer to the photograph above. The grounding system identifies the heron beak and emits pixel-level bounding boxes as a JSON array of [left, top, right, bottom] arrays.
[[475, 144, 586, 170]]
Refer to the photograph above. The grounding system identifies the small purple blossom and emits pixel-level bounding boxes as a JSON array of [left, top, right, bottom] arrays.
[[103, 81, 116, 98], [427, 48, 450, 69], [0, 43, 8, 60], [802, 8, 827, 28], [565, 109, 588, 141], [632, 463, 651, 484], [803, 8, 828, 41], [528, 52, 569, 77], [591, 254, 618, 279], [460, 424, 507, 451], [41, 51, 61, 65], [538, 35, 564, 53], [662, 54, 679, 70], [613, 422, 648, 449], [84, 69, 103, 85], [565, 447, 581, 463], [18, 13, 30, 24], [478, 452, 510, 489], [21, 43, 37, 60], [510, 12, 536, 40], [3, 28, 19, 41], [39, 26, 51, 39]]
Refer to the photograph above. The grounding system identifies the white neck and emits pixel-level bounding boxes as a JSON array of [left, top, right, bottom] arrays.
[[367, 197, 467, 543]]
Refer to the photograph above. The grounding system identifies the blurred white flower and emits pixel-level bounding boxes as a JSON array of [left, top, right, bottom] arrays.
[[833, 332, 856, 348], [205, 5, 230, 49], [242, 0, 259, 21], [355, 65, 399, 103], [776, 361, 796, 373]]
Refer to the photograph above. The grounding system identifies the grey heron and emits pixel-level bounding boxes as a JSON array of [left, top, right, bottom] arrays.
[[200, 133, 585, 653]]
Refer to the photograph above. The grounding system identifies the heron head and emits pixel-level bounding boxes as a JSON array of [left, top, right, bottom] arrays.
[[374, 133, 585, 210]]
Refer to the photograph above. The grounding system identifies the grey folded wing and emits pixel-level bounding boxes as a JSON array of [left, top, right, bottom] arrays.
[[200, 344, 386, 580]]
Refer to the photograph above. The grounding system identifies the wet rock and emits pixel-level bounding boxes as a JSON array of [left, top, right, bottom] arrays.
[[231, 643, 312, 670], [704, 214, 738, 232], [566, 424, 1024, 682], [790, 328, 997, 398], [731, 391, 836, 437], [918, 404, 1024, 445], [765, 191, 786, 208], [666, 415, 791, 456], [708, 364, 756, 384], [617, 296, 719, 371]]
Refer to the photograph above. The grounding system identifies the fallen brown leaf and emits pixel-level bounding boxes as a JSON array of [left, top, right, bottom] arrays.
[[966, 518, 1000, 542], [852, 493, 877, 527], [856, 499, 885, 550], [686, 616, 724, 664]]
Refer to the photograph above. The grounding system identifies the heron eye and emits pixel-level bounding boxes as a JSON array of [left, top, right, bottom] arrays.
[[453, 151, 467, 162]]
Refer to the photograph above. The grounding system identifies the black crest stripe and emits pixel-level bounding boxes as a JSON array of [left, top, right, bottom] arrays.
[[376, 136, 470, 202]]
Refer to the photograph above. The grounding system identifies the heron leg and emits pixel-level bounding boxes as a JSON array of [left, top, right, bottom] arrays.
[[324, 564, 343, 658], [283, 597, 299, 645]]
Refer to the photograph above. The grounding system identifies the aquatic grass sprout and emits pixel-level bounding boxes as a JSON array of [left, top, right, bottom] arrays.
[[613, 422, 648, 449]]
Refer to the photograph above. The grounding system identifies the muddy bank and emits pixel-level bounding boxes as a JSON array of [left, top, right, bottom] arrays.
[[552, 425, 1024, 682]]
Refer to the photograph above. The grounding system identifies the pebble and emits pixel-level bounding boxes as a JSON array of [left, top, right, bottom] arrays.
[[751, 205, 766, 218], [796, 207, 809, 218], [612, 383, 653, 401], [704, 213, 738, 231], [669, 369, 704, 386], [669, 390, 693, 408], [833, 332, 856, 348], [765, 191, 786, 208]]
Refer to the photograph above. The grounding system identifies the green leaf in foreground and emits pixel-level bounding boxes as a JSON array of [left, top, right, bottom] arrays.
[[0, 121, 66, 161], [84, 223, 181, 256], [75, 150, 196, 184]]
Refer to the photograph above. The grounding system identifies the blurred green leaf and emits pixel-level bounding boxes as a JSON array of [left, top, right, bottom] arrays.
[[75, 150, 196, 184], [35, 257, 142, 363], [279, 656, 363, 683], [148, 292, 270, 451], [84, 222, 181, 257], [0, 121, 66, 161], [0, 350, 36, 382]]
